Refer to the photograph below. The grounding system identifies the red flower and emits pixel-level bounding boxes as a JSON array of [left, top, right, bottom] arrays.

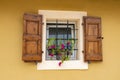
[[51, 45, 56, 49], [67, 41, 70, 45], [49, 53, 54, 57], [58, 62, 62, 66], [61, 44, 65, 49]]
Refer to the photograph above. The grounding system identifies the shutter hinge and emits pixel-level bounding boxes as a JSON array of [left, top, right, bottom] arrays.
[[82, 23, 84, 25], [88, 61, 91, 64], [82, 50, 84, 53]]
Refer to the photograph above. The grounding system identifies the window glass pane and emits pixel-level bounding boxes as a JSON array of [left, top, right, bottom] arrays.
[[49, 28, 71, 39]]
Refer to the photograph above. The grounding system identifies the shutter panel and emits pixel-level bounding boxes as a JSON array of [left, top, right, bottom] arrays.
[[83, 16, 103, 61], [22, 13, 42, 62]]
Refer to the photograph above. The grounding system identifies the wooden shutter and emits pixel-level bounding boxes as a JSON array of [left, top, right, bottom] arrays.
[[83, 16, 103, 61], [22, 13, 42, 62]]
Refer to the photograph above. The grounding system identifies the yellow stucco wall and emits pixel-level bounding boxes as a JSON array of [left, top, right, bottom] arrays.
[[0, 0, 120, 80]]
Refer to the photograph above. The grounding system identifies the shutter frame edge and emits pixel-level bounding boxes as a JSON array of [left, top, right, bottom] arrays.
[[83, 16, 103, 62], [22, 13, 43, 62]]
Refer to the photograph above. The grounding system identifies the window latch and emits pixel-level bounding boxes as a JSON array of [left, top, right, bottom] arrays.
[[97, 36, 104, 39], [82, 50, 84, 53]]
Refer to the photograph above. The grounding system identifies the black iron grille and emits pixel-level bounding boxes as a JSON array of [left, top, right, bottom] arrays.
[[46, 20, 78, 60]]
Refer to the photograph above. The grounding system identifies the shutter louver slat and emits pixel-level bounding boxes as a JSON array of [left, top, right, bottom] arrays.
[[83, 16, 103, 61], [22, 13, 42, 62]]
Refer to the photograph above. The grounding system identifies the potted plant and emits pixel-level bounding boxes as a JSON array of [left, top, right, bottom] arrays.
[[47, 38, 74, 66]]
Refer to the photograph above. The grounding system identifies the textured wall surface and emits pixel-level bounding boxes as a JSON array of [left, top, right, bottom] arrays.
[[0, 0, 120, 80]]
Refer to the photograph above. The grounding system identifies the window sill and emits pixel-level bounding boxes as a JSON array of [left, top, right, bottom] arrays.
[[37, 60, 88, 70]]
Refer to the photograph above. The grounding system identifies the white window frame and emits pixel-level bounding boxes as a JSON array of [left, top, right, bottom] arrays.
[[37, 10, 88, 70]]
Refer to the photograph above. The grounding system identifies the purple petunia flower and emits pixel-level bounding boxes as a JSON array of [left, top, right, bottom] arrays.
[[49, 53, 54, 57], [67, 41, 70, 46], [58, 62, 62, 66], [51, 45, 56, 49], [61, 44, 65, 49]]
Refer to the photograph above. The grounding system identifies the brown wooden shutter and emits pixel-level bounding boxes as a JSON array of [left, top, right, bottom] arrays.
[[22, 13, 42, 62], [83, 16, 103, 61]]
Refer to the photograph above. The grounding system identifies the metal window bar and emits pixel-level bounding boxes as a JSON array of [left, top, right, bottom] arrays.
[[73, 23, 75, 56], [46, 20, 78, 60], [56, 20, 58, 48], [55, 20, 59, 60], [66, 20, 69, 57]]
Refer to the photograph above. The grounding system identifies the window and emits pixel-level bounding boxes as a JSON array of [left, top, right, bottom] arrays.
[[37, 10, 88, 70], [22, 10, 103, 70], [46, 20, 78, 60]]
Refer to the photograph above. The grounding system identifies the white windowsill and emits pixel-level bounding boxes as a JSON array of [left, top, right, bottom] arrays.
[[37, 60, 88, 70]]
